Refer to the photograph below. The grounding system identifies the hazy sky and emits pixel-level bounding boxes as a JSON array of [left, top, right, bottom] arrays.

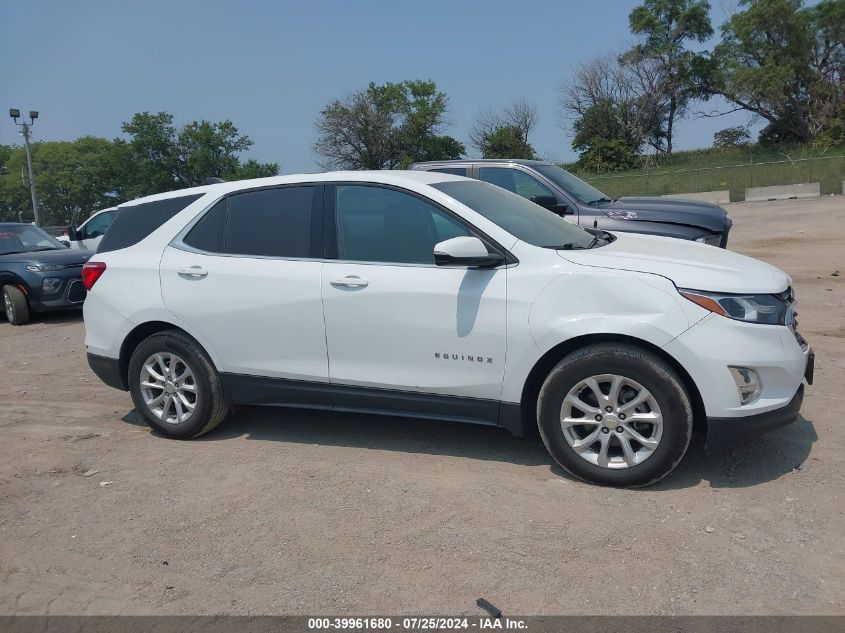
[[1, 0, 758, 173]]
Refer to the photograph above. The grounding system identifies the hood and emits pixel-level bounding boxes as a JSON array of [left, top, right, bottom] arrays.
[[599, 196, 728, 233], [558, 232, 789, 294], [0, 247, 93, 266]]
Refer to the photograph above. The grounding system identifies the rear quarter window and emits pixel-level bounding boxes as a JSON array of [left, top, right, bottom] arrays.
[[97, 194, 204, 253]]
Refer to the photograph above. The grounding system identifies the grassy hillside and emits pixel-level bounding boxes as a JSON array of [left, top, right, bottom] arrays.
[[565, 144, 845, 202]]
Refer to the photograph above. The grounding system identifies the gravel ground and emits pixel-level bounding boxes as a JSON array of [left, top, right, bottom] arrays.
[[1, 196, 843, 616]]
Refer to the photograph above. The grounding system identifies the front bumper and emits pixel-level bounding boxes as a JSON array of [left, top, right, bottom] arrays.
[[26, 269, 87, 311], [706, 383, 804, 453]]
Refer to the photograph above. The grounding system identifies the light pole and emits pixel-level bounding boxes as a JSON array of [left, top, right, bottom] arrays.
[[9, 108, 41, 226]]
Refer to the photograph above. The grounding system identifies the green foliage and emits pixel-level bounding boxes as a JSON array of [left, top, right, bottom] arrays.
[[713, 126, 751, 148], [567, 141, 845, 200], [120, 112, 278, 198], [477, 125, 537, 160], [0, 113, 278, 225], [711, 0, 844, 144], [571, 98, 642, 156], [577, 138, 641, 172], [625, 0, 714, 153], [314, 80, 465, 169]]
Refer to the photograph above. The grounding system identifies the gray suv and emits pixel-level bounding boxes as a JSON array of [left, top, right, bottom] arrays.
[[411, 159, 732, 247]]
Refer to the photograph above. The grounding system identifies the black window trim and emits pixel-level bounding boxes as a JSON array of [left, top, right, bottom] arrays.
[[322, 181, 518, 268], [171, 182, 325, 261]]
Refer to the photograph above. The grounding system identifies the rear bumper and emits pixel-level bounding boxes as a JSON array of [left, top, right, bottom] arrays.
[[706, 383, 804, 454], [86, 353, 126, 391]]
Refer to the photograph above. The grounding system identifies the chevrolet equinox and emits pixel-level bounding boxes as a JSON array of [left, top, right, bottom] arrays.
[[83, 171, 813, 487]]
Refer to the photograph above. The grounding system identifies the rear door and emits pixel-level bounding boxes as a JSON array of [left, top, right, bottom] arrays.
[[320, 183, 508, 420], [160, 184, 329, 385]]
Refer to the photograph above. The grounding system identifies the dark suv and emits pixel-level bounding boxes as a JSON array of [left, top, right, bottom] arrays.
[[1, 223, 92, 325], [411, 159, 731, 247]]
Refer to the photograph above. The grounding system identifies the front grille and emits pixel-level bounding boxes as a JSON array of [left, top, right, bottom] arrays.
[[66, 280, 86, 303]]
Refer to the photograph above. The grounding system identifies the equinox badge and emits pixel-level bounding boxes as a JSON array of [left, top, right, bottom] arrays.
[[435, 353, 493, 364]]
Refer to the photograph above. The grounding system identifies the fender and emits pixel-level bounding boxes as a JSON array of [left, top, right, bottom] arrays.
[[500, 267, 704, 404]]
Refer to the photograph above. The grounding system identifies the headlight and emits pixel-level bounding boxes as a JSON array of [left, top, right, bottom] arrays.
[[679, 289, 788, 325], [26, 264, 66, 272], [694, 234, 721, 246]]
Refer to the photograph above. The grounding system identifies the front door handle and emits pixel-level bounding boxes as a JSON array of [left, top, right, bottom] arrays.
[[177, 266, 208, 279], [330, 275, 368, 288]]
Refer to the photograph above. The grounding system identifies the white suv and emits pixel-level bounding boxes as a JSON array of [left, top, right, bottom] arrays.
[[82, 171, 813, 487]]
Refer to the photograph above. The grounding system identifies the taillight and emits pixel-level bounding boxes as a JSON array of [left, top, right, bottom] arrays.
[[81, 261, 106, 290]]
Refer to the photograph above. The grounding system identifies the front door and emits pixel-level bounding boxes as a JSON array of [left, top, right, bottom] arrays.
[[321, 184, 507, 421]]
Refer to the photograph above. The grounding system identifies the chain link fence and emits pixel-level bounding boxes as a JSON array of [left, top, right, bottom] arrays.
[[579, 154, 845, 202]]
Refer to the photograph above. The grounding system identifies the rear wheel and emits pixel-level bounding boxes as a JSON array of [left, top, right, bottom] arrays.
[[537, 343, 693, 487], [2, 285, 30, 325], [128, 330, 230, 438]]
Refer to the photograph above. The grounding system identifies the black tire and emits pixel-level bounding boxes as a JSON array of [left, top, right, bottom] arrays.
[[537, 343, 692, 487], [128, 329, 230, 438], [3, 285, 30, 326]]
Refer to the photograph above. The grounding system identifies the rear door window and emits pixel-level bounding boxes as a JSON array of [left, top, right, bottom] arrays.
[[429, 167, 468, 176], [223, 186, 315, 258], [478, 167, 554, 201], [183, 199, 227, 253]]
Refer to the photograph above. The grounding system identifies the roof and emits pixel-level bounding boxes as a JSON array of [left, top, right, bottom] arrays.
[[119, 170, 467, 207], [411, 159, 552, 167]]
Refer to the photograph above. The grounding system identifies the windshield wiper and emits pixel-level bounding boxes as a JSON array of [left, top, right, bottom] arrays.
[[550, 243, 586, 250], [585, 197, 613, 205]]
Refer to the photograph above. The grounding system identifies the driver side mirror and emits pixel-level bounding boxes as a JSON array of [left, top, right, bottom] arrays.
[[433, 237, 505, 268], [67, 224, 81, 241], [530, 195, 573, 215]]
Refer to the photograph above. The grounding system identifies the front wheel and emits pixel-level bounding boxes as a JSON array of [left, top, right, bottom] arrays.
[[537, 343, 693, 487], [2, 285, 30, 325], [128, 330, 230, 438]]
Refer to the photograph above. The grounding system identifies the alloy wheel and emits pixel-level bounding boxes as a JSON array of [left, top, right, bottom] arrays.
[[560, 374, 663, 469], [139, 352, 198, 425]]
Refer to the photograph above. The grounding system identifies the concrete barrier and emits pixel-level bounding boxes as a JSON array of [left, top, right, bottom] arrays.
[[745, 183, 820, 202], [662, 190, 730, 205]]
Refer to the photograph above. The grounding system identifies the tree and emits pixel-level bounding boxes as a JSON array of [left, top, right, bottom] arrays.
[[710, 0, 844, 144], [120, 112, 277, 197], [560, 55, 665, 168], [470, 100, 538, 159], [0, 113, 278, 225], [0, 138, 124, 225], [625, 0, 714, 154], [314, 80, 465, 170], [713, 126, 752, 148], [120, 112, 182, 198]]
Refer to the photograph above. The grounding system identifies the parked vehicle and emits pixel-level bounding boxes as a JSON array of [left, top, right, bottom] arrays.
[[1, 223, 93, 325], [411, 159, 732, 247], [83, 172, 811, 487], [57, 207, 118, 251]]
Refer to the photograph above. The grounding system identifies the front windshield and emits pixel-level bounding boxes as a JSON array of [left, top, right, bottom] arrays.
[[0, 225, 66, 255], [431, 180, 594, 249], [534, 164, 610, 205]]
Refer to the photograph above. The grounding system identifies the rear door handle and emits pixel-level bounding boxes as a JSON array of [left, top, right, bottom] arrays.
[[330, 276, 368, 288], [177, 266, 208, 278]]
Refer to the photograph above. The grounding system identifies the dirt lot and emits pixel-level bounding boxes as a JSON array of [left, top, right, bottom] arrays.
[[1, 196, 843, 616]]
